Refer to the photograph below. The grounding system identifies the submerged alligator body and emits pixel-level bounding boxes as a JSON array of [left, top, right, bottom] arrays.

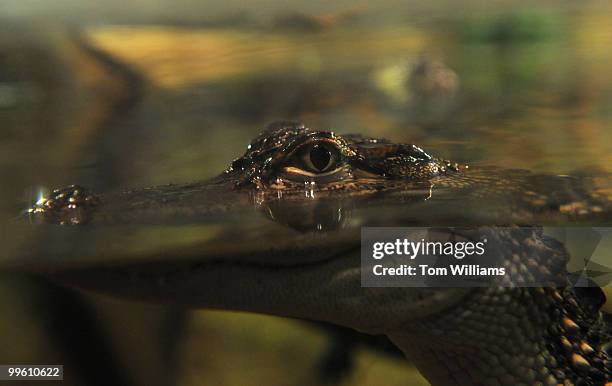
[[23, 121, 612, 385]]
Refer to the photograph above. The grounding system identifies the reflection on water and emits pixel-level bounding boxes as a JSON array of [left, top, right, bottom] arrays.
[[3, 7, 612, 216], [2, 0, 612, 300], [1, 3, 612, 386]]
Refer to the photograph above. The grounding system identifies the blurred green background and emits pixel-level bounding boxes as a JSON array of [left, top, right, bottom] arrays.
[[0, 1, 611, 385]]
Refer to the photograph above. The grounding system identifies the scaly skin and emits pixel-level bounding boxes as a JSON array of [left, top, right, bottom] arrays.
[[25, 121, 611, 385], [390, 229, 611, 386]]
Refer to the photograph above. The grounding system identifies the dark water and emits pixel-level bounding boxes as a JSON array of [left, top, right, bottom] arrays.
[[3, 8, 612, 266], [0, 4, 611, 385]]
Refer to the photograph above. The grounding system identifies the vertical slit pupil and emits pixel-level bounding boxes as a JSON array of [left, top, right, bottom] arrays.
[[310, 144, 332, 171]]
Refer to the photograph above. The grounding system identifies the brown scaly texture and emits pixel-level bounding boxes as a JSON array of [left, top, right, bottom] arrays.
[[391, 228, 611, 386], [26, 122, 612, 385]]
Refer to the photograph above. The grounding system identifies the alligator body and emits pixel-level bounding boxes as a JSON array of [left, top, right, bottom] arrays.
[[21, 121, 612, 385]]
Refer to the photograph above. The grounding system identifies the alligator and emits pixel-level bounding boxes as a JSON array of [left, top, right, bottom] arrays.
[[19, 121, 612, 385]]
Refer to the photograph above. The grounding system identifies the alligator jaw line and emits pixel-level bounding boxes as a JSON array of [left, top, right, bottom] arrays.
[[51, 251, 471, 335]]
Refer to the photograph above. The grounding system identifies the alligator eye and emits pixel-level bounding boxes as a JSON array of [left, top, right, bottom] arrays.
[[300, 142, 340, 174], [280, 138, 348, 180]]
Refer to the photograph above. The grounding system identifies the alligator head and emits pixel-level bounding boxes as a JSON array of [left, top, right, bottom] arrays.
[[25, 120, 611, 230], [226, 120, 460, 190], [14, 121, 612, 386]]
